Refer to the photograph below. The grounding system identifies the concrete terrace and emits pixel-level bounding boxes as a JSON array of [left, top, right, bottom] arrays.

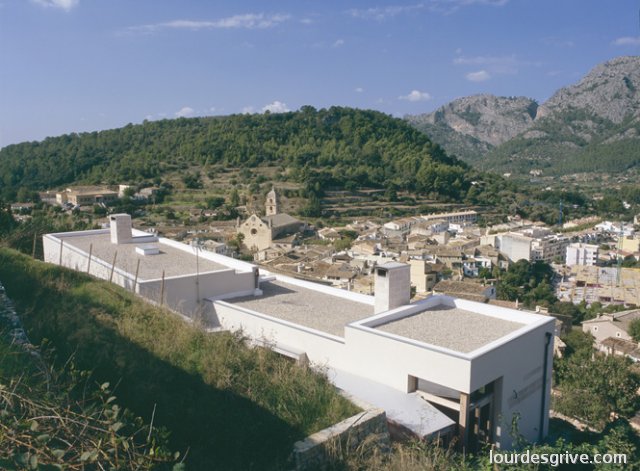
[[58, 231, 228, 280], [227, 279, 374, 337], [375, 305, 526, 353]]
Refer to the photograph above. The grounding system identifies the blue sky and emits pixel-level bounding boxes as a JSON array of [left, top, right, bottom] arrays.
[[1, 0, 639, 147]]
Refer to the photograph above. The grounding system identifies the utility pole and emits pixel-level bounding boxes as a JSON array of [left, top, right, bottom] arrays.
[[616, 223, 623, 286], [193, 238, 202, 304]]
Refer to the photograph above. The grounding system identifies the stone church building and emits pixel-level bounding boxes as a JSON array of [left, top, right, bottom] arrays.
[[237, 188, 306, 252]]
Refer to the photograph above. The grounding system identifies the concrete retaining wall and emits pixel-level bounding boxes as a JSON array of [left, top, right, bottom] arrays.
[[292, 408, 390, 471]]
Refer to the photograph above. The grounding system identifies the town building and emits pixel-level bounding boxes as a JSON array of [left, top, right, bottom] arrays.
[[43, 214, 555, 452], [582, 309, 640, 344], [557, 266, 640, 307], [433, 280, 496, 303], [494, 228, 569, 264], [237, 188, 306, 253], [530, 234, 570, 263], [495, 233, 532, 263], [421, 210, 478, 225], [621, 236, 640, 254], [565, 243, 599, 266], [56, 186, 119, 206], [409, 259, 441, 293], [582, 309, 640, 361]]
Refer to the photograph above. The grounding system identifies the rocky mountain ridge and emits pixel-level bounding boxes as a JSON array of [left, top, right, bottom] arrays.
[[407, 56, 640, 174]]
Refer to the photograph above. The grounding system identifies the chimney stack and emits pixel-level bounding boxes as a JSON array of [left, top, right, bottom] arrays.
[[110, 214, 132, 244], [374, 262, 411, 314]]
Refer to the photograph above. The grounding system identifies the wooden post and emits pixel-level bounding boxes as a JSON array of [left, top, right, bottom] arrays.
[[32, 233, 37, 259], [133, 259, 140, 292], [86, 244, 93, 274], [58, 239, 64, 265], [160, 270, 165, 306], [109, 251, 118, 283], [458, 392, 470, 451]]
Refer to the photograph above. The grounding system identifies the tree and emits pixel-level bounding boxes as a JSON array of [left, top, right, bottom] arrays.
[[628, 318, 640, 343], [206, 196, 225, 210], [497, 259, 557, 307], [229, 188, 240, 207], [334, 237, 353, 252], [0, 200, 17, 236], [560, 329, 593, 357], [554, 352, 640, 428]]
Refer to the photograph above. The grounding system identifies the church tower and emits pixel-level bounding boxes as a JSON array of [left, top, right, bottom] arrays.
[[265, 187, 279, 216]]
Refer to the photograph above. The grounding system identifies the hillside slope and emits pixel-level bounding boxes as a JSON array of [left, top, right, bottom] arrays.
[[0, 106, 471, 201], [407, 56, 640, 175], [0, 247, 358, 469]]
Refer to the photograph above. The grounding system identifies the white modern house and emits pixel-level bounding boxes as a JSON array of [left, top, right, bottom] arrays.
[[43, 214, 555, 451], [566, 243, 599, 266]]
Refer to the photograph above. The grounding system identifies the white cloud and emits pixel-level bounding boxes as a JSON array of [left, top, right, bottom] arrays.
[[32, 0, 78, 11], [348, 4, 425, 21], [175, 106, 195, 118], [398, 90, 431, 102], [262, 101, 290, 113], [129, 13, 291, 34], [348, 1, 508, 19], [242, 106, 255, 114], [612, 36, 640, 46], [333, 39, 345, 48], [355, 87, 364, 93], [466, 70, 491, 82]]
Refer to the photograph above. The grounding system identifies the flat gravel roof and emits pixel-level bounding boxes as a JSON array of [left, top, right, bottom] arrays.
[[375, 305, 525, 353], [227, 280, 373, 337], [59, 233, 228, 280]]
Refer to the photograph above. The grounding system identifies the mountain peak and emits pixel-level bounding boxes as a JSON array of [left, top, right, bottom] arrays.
[[407, 55, 640, 175], [538, 55, 640, 123]]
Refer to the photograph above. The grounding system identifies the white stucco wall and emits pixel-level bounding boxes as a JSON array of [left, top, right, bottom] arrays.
[[138, 269, 256, 318], [212, 301, 347, 368], [43, 232, 258, 321], [470, 323, 554, 449]]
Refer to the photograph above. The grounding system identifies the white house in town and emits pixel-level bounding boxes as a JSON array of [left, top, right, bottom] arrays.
[[43, 214, 555, 451], [565, 243, 599, 267]]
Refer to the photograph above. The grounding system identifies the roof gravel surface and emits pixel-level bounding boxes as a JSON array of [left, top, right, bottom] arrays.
[[375, 305, 525, 353], [227, 280, 373, 337], [60, 233, 228, 280]]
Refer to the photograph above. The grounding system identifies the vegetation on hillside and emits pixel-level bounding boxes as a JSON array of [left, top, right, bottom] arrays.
[[484, 109, 640, 175], [0, 248, 358, 470], [0, 330, 179, 470], [0, 107, 475, 201]]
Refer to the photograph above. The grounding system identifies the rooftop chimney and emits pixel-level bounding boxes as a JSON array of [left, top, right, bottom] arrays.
[[110, 214, 132, 244], [374, 262, 410, 314]]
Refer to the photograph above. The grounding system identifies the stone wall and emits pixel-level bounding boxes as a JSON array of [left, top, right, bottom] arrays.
[[292, 408, 390, 471]]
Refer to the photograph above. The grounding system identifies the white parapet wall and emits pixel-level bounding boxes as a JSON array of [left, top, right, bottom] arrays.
[[43, 230, 260, 321], [212, 300, 348, 368]]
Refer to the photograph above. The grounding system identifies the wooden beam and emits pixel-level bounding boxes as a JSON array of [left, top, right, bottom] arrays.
[[160, 270, 165, 306], [109, 251, 118, 283], [458, 392, 470, 450], [86, 244, 93, 274], [133, 258, 140, 292]]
